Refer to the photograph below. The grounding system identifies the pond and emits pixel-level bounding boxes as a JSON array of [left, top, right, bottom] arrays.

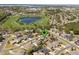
[[19, 17, 42, 24]]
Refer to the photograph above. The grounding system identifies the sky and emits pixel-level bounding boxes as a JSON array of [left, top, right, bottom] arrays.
[[0, 0, 78, 4]]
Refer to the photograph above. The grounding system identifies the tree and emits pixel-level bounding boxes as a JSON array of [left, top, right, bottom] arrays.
[[0, 34, 5, 42]]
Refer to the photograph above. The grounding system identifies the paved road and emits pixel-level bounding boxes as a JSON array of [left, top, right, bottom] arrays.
[[66, 19, 79, 24], [55, 45, 73, 55], [70, 51, 79, 55], [52, 32, 79, 55]]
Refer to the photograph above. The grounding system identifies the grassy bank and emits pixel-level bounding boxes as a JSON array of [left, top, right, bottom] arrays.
[[1, 14, 50, 31]]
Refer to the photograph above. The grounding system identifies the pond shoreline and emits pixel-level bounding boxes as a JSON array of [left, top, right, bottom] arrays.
[[18, 17, 42, 24]]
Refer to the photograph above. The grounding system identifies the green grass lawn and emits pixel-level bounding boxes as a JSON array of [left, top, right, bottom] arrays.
[[64, 22, 79, 34], [1, 14, 50, 31], [2, 15, 21, 30]]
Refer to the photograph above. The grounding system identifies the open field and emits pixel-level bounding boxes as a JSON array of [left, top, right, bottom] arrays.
[[64, 22, 79, 34], [0, 14, 50, 31]]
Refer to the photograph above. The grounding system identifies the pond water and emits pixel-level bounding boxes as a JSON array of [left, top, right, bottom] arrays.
[[19, 17, 41, 24]]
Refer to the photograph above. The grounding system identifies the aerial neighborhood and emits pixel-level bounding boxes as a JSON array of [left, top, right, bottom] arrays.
[[0, 5, 79, 55]]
